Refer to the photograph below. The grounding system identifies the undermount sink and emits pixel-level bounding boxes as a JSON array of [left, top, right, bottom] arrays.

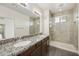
[[14, 40, 31, 47]]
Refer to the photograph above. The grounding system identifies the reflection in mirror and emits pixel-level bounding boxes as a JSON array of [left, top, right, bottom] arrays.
[[14, 16, 40, 38], [0, 24, 5, 39], [29, 17, 40, 35], [0, 17, 14, 40], [14, 18, 30, 37]]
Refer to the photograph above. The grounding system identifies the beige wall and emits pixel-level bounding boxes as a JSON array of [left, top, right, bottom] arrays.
[[42, 9, 49, 35]]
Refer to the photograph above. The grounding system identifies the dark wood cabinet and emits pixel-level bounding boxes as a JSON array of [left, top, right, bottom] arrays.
[[17, 44, 36, 56], [31, 46, 42, 56], [42, 36, 49, 56], [31, 41, 42, 56], [17, 36, 49, 56], [42, 41, 48, 55]]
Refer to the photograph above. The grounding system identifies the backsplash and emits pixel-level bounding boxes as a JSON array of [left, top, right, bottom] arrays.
[[0, 33, 42, 45], [0, 37, 19, 45]]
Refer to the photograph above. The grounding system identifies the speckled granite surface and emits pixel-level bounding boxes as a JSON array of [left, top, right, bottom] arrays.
[[0, 34, 48, 56]]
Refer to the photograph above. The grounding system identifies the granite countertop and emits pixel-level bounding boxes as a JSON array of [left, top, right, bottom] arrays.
[[0, 34, 48, 56]]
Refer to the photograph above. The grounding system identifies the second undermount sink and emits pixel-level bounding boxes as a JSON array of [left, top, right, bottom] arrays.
[[14, 40, 31, 47]]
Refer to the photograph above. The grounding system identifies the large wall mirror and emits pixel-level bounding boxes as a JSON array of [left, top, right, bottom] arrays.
[[0, 3, 41, 41], [0, 16, 40, 40]]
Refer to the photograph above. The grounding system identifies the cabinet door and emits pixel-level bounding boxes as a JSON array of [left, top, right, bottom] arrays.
[[31, 46, 42, 56], [42, 37, 49, 56], [17, 45, 36, 56], [42, 41, 48, 56]]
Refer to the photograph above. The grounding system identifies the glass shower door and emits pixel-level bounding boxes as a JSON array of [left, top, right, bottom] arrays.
[[49, 15, 71, 44]]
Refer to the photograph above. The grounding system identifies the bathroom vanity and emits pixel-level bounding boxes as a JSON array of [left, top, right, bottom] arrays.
[[17, 36, 49, 56], [0, 35, 49, 56]]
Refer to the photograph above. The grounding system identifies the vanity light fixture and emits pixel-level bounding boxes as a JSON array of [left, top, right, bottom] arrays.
[[33, 9, 41, 16], [18, 3, 28, 8], [20, 3, 27, 7], [34, 11, 40, 16]]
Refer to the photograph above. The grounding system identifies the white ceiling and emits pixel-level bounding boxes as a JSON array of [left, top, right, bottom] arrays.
[[0, 3, 77, 15], [0, 3, 37, 17], [36, 3, 76, 13]]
